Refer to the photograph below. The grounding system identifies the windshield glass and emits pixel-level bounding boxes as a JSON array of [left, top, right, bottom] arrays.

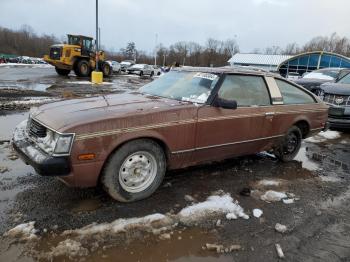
[[68, 35, 80, 45], [303, 69, 339, 80], [140, 71, 219, 104], [337, 73, 350, 84], [131, 64, 145, 69]]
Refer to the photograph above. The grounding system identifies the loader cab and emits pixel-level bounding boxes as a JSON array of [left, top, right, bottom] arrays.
[[67, 34, 93, 57]]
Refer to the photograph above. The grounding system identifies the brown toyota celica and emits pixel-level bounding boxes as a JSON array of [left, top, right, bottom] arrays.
[[13, 67, 328, 202]]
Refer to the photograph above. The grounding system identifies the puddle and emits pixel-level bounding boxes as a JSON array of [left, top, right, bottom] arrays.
[[27, 228, 232, 262], [0, 112, 29, 140], [70, 199, 102, 213]]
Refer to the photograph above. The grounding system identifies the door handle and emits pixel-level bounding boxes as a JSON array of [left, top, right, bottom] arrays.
[[265, 112, 275, 116]]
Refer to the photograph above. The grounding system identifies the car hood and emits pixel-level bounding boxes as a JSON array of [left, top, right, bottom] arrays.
[[295, 78, 333, 87], [31, 92, 189, 132], [320, 83, 350, 95]]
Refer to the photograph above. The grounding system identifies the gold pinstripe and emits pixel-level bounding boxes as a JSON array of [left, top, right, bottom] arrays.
[[75, 108, 327, 141]]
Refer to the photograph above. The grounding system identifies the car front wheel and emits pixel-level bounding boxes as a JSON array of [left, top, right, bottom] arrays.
[[275, 126, 302, 162], [102, 139, 166, 202]]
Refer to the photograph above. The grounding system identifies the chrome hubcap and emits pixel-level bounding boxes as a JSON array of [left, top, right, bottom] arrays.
[[119, 151, 157, 193]]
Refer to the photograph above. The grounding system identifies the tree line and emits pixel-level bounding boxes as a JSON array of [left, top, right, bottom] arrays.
[[0, 25, 58, 57], [1, 25, 350, 66]]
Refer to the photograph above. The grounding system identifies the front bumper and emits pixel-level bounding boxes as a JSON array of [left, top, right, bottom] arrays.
[[12, 123, 71, 176], [328, 117, 350, 129]]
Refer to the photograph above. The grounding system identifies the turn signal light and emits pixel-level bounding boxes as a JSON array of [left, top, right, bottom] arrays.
[[78, 153, 96, 161]]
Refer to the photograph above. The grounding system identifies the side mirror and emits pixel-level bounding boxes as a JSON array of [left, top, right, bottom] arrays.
[[213, 97, 237, 110]]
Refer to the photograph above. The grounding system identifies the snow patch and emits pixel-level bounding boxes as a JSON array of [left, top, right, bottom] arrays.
[[305, 130, 341, 143], [63, 213, 172, 236], [261, 190, 288, 202], [179, 194, 249, 224], [257, 179, 281, 187], [252, 209, 263, 218], [66, 81, 113, 85], [50, 239, 88, 257], [4, 222, 38, 240]]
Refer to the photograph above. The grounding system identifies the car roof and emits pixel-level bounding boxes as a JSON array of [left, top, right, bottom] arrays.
[[171, 66, 279, 77]]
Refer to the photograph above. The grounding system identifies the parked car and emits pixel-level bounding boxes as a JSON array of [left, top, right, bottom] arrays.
[[127, 64, 154, 76], [120, 60, 135, 72], [319, 71, 350, 128], [152, 65, 162, 76], [286, 72, 301, 81], [294, 68, 350, 94], [107, 61, 121, 74], [13, 67, 328, 202]]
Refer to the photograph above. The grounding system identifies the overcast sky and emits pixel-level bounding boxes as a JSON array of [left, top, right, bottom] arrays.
[[0, 0, 349, 53]]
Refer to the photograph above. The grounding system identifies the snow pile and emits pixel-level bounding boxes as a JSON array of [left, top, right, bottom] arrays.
[[50, 239, 88, 257], [178, 194, 249, 224], [261, 190, 288, 202], [66, 81, 113, 85], [305, 130, 341, 143], [252, 209, 263, 218], [1, 97, 59, 106], [0, 63, 53, 68], [63, 214, 173, 236], [63, 193, 248, 239], [4, 222, 38, 240]]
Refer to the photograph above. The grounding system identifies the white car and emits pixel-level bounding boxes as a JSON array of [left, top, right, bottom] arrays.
[[152, 65, 162, 76], [127, 64, 154, 77], [107, 61, 121, 74]]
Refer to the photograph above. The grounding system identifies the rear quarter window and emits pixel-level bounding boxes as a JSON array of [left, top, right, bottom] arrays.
[[275, 79, 316, 105]]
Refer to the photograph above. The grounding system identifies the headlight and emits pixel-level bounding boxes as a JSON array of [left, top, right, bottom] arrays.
[[36, 130, 74, 156], [54, 135, 74, 155]]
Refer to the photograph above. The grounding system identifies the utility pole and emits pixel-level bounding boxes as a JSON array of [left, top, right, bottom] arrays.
[[95, 0, 99, 71], [99, 27, 101, 50], [154, 33, 158, 66], [91, 0, 103, 83]]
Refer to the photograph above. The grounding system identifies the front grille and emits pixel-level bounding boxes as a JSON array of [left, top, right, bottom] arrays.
[[323, 93, 350, 107], [49, 47, 62, 60], [28, 118, 47, 138]]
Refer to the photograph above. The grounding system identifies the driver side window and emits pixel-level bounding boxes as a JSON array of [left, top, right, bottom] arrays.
[[218, 75, 271, 107]]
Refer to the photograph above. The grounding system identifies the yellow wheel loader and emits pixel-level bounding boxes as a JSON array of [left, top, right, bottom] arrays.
[[44, 34, 111, 77]]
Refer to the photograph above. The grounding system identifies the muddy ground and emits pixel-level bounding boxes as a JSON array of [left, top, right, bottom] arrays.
[[0, 66, 350, 262]]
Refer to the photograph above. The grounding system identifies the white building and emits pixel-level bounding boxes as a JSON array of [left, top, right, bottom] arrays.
[[228, 53, 292, 72]]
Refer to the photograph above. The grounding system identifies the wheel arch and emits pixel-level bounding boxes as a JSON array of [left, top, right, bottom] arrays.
[[293, 119, 310, 139]]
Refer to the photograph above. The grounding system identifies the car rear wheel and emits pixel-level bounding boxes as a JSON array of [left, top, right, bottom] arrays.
[[75, 60, 90, 77], [55, 67, 70, 76], [102, 139, 166, 202], [275, 126, 302, 162]]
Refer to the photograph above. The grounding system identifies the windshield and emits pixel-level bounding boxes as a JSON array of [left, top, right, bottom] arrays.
[[68, 35, 80, 45], [140, 71, 219, 104], [131, 64, 145, 69], [337, 73, 350, 84], [303, 69, 339, 80]]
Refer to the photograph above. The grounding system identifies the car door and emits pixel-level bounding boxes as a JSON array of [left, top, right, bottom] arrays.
[[193, 74, 273, 164]]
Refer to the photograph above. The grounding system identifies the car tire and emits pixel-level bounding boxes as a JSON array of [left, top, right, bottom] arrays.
[[139, 71, 143, 76], [275, 126, 302, 162], [157, 72, 161, 76], [75, 60, 90, 77], [101, 62, 112, 77], [55, 67, 70, 76], [102, 139, 166, 202], [150, 71, 154, 77]]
